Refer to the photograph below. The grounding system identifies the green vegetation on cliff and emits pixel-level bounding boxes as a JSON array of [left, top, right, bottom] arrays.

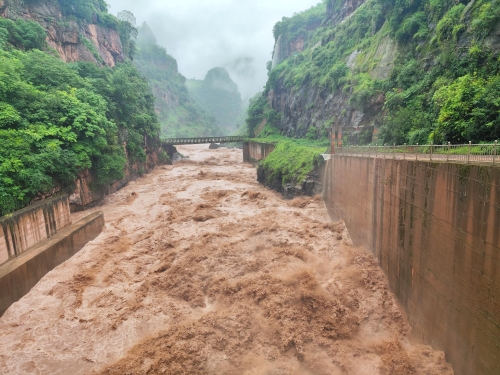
[[0, 18, 47, 50], [254, 0, 500, 145], [252, 127, 328, 186], [187, 67, 243, 134], [248, 0, 500, 192], [134, 24, 221, 138], [0, 10, 159, 216]]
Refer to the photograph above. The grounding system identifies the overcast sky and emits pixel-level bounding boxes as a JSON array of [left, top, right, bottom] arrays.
[[106, 0, 320, 101]]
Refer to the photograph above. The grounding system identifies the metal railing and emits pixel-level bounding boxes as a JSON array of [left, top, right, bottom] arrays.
[[163, 136, 246, 145], [333, 141, 499, 164]]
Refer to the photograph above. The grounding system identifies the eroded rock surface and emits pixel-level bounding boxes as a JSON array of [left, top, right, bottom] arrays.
[[2, 0, 124, 66]]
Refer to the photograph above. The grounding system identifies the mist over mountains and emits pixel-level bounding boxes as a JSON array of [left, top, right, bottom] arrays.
[[106, 0, 320, 101], [187, 67, 243, 133]]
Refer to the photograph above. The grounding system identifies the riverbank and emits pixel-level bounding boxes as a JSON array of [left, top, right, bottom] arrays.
[[0, 145, 452, 374]]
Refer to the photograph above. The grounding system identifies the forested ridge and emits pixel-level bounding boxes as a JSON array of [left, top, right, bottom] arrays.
[[134, 24, 222, 138], [0, 0, 161, 215], [250, 0, 500, 146], [187, 67, 243, 134], [0, 0, 227, 216], [245, 0, 500, 193]]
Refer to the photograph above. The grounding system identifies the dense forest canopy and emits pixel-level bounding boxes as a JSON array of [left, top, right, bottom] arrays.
[[250, 0, 500, 145], [0, 8, 160, 216]]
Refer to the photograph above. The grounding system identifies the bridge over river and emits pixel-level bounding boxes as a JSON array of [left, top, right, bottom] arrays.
[[162, 136, 246, 145]]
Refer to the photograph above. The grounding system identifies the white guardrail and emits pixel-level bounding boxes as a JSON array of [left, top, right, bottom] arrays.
[[322, 141, 500, 164]]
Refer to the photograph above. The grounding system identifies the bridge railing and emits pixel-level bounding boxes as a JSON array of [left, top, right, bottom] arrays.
[[329, 141, 500, 164], [162, 136, 247, 145]]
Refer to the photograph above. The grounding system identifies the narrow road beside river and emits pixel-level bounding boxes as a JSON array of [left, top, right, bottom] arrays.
[[0, 145, 453, 375]]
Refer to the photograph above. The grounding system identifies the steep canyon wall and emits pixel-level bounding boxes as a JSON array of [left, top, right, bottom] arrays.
[[323, 156, 500, 375], [1, 0, 124, 66]]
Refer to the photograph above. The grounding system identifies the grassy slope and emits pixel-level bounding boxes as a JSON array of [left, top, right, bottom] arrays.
[[251, 127, 329, 185]]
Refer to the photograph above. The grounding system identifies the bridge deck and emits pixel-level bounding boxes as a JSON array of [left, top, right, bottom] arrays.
[[162, 136, 246, 145]]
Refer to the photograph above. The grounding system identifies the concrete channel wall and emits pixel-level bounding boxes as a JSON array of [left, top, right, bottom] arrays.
[[0, 196, 72, 266], [243, 142, 275, 164], [323, 156, 500, 375], [0, 212, 104, 316]]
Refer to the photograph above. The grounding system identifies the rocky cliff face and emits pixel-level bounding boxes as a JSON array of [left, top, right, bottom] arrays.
[[325, 0, 365, 26], [267, 0, 383, 144], [0, 0, 6, 15], [69, 144, 176, 211], [264, 0, 500, 146], [268, 77, 384, 141], [271, 0, 366, 69], [2, 0, 124, 67]]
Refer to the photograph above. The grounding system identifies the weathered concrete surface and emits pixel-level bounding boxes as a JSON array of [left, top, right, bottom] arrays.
[[323, 155, 500, 375], [0, 196, 72, 266], [2, 0, 125, 67], [243, 141, 275, 164], [0, 211, 104, 317]]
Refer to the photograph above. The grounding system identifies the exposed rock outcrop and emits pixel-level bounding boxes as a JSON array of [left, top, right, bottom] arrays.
[[268, 77, 385, 143], [257, 163, 323, 199], [2, 0, 124, 67], [267, 0, 396, 144], [0, 0, 6, 15], [325, 0, 366, 26], [271, 0, 367, 68]]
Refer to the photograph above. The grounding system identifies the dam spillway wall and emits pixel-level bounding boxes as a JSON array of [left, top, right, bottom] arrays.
[[0, 212, 104, 317], [243, 142, 275, 164], [323, 155, 500, 375], [0, 196, 72, 266]]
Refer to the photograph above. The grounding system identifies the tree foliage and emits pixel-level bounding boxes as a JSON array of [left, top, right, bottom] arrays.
[[264, 0, 500, 145], [0, 45, 159, 215], [0, 18, 46, 50]]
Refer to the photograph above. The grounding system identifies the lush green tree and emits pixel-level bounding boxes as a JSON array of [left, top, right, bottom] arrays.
[[0, 18, 46, 50], [0, 34, 159, 216], [433, 74, 500, 143]]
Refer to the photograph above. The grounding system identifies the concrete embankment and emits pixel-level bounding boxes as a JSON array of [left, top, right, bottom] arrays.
[[0, 212, 104, 316], [323, 155, 500, 375], [0, 195, 72, 265], [242, 141, 275, 164]]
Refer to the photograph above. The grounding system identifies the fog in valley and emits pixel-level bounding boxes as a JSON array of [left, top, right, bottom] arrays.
[[106, 0, 320, 101]]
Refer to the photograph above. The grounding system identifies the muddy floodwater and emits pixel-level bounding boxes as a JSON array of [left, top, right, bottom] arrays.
[[0, 145, 454, 374]]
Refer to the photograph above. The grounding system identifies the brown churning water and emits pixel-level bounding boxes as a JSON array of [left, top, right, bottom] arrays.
[[0, 145, 453, 375]]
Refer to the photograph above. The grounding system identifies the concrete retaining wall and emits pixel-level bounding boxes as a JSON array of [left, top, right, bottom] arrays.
[[243, 142, 275, 163], [0, 196, 72, 266], [323, 156, 500, 375], [0, 212, 104, 317]]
